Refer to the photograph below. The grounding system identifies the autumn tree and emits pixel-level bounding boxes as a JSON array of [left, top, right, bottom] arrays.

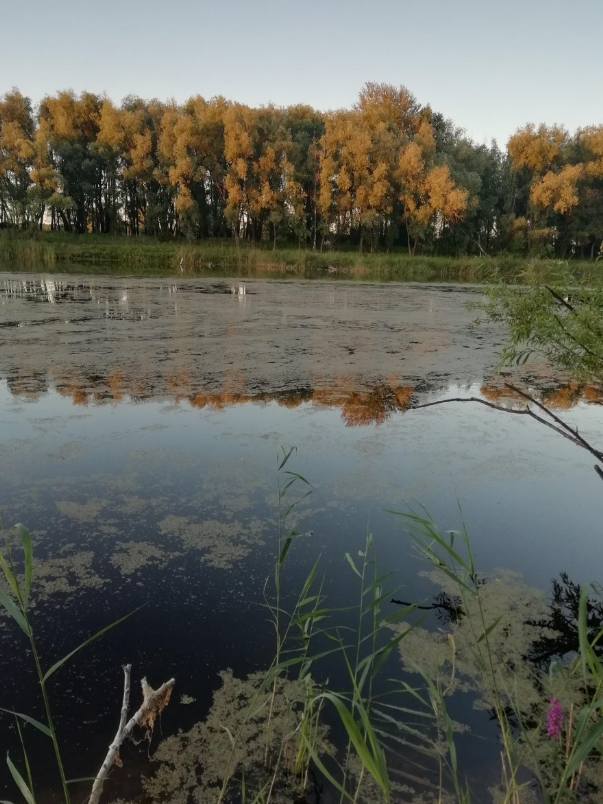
[[397, 117, 468, 253], [0, 89, 36, 227], [35, 91, 106, 232], [1, 83, 600, 257], [223, 104, 307, 245]]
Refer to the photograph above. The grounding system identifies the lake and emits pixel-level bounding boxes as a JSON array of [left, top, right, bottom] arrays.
[[1, 273, 602, 803]]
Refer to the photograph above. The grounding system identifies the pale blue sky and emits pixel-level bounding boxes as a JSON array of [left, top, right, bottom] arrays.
[[1, 0, 600, 146]]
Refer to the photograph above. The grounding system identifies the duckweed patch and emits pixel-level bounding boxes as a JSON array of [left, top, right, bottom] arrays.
[[110, 541, 174, 576], [140, 670, 332, 804], [55, 498, 108, 522], [157, 515, 266, 569]]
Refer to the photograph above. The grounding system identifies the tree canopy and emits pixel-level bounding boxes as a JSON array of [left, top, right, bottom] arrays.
[[1, 83, 602, 257]]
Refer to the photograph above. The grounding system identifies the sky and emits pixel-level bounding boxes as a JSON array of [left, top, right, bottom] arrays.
[[1, 0, 601, 146]]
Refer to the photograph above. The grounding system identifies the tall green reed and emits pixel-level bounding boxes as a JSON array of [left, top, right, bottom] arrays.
[[392, 507, 603, 804], [0, 519, 138, 804]]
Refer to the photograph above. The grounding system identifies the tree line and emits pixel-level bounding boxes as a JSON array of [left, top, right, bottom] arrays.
[[0, 83, 602, 258]]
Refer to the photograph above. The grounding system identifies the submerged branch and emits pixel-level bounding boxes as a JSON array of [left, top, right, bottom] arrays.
[[89, 665, 175, 804]]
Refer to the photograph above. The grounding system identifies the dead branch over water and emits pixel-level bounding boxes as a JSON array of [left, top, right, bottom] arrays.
[[412, 382, 603, 480], [89, 665, 175, 804]]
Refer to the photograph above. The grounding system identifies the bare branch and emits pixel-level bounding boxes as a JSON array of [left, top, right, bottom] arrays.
[[552, 313, 597, 358], [504, 383, 603, 462], [89, 666, 175, 804], [413, 396, 583, 448], [412, 388, 603, 483], [545, 285, 577, 315]]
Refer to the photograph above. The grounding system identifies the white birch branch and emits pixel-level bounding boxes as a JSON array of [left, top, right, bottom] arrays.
[[89, 664, 175, 804]]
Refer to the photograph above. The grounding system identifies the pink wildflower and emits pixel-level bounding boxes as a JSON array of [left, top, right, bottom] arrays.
[[547, 696, 563, 739]]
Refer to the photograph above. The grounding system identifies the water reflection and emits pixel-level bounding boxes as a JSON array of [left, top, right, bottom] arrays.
[[528, 574, 603, 666], [1, 271, 603, 801], [4, 365, 602, 429], [411, 571, 603, 664], [3, 276, 601, 424]]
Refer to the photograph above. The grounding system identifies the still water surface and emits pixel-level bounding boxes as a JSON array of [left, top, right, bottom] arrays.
[[1, 273, 602, 801]]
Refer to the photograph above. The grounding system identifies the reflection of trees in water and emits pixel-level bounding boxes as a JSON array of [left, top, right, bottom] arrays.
[[481, 379, 603, 410], [6, 368, 49, 399], [527, 573, 603, 667], [2, 365, 417, 425], [421, 572, 603, 667], [391, 589, 465, 622], [340, 385, 413, 426], [5, 358, 601, 424]]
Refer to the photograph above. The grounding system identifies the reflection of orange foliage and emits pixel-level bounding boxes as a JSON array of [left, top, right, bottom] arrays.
[[394, 386, 413, 408], [583, 384, 603, 404], [480, 384, 522, 407], [58, 384, 88, 406], [481, 380, 603, 411], [107, 372, 124, 401], [188, 392, 209, 409], [542, 382, 581, 410], [341, 393, 388, 426], [186, 381, 413, 426], [9, 363, 601, 424], [276, 393, 308, 409], [6, 367, 420, 425], [165, 370, 191, 402], [340, 385, 414, 427]]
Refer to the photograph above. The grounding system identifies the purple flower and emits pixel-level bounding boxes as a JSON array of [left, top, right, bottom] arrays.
[[547, 696, 563, 739]]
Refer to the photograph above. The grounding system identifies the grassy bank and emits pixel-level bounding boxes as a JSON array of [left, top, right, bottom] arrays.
[[1, 231, 601, 282]]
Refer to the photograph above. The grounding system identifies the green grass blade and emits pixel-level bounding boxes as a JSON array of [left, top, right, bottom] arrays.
[[297, 555, 322, 602], [221, 724, 236, 748], [0, 710, 50, 738], [298, 729, 352, 801], [0, 588, 29, 636], [282, 470, 313, 488], [279, 477, 299, 497], [278, 446, 296, 471], [6, 755, 35, 804], [15, 721, 33, 804], [42, 605, 145, 681], [0, 551, 20, 601], [566, 716, 603, 777], [476, 614, 504, 644], [278, 537, 293, 564], [319, 692, 388, 800], [273, 646, 344, 671], [14, 525, 32, 604], [578, 585, 600, 680], [65, 778, 96, 784], [344, 553, 362, 578]]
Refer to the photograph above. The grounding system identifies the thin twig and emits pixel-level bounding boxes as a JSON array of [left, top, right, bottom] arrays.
[[546, 284, 603, 339], [552, 313, 597, 358], [545, 285, 577, 315]]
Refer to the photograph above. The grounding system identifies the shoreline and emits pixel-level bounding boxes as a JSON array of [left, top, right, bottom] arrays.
[[1, 233, 600, 282]]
